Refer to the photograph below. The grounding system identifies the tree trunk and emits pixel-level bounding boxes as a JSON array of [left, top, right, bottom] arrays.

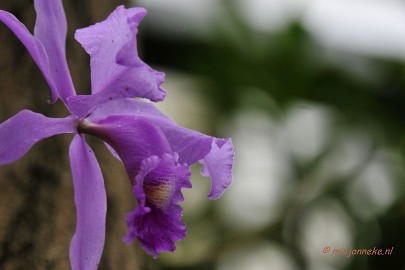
[[0, 1, 143, 269]]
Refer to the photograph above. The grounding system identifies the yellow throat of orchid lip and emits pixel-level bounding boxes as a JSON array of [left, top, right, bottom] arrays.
[[143, 181, 174, 209]]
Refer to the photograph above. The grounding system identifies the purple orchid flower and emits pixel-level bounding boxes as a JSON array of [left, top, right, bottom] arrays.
[[0, 1, 234, 269]]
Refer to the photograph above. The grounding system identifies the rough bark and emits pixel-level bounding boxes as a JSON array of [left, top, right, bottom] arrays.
[[0, 1, 143, 269]]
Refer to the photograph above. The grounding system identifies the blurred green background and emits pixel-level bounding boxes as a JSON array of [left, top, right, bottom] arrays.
[[132, 0, 405, 269]]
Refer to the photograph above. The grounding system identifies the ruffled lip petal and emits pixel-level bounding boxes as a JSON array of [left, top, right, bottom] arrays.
[[0, 110, 77, 166], [123, 154, 191, 257]]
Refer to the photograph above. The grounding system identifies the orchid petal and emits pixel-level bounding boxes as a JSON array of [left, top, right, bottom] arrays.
[[0, 10, 57, 102], [87, 99, 234, 199], [200, 139, 234, 199], [78, 111, 193, 256], [86, 99, 211, 164], [34, 0, 76, 104], [85, 98, 170, 122], [159, 128, 234, 199], [68, 65, 165, 117], [79, 115, 172, 174], [0, 110, 77, 166], [69, 135, 106, 270], [105, 142, 121, 161], [123, 154, 191, 257], [71, 5, 165, 117], [75, 5, 145, 96]]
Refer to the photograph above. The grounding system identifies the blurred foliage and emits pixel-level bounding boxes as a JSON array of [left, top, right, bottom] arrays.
[[138, 1, 405, 270]]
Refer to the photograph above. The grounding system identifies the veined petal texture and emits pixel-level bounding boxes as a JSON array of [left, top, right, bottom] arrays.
[[0, 110, 77, 166], [69, 135, 107, 270]]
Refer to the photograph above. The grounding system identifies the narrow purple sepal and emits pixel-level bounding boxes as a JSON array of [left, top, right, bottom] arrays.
[[0, 10, 58, 102], [69, 135, 107, 270], [0, 110, 77, 166], [34, 0, 76, 104]]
